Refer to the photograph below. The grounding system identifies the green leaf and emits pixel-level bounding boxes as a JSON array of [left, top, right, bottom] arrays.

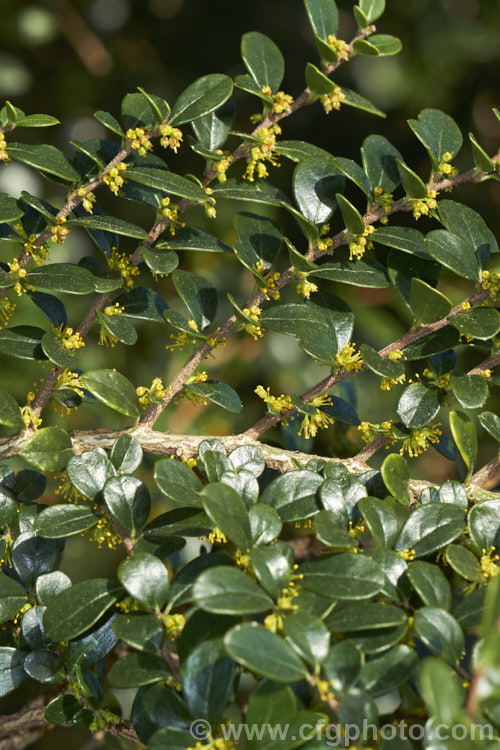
[[438, 199, 497, 267], [424, 230, 481, 282], [158, 225, 231, 253], [181, 639, 235, 723], [249, 546, 291, 598], [104, 475, 150, 535], [0, 193, 24, 223], [24, 650, 64, 683], [260, 303, 339, 365], [126, 167, 207, 202], [201, 483, 251, 549], [322, 641, 362, 692], [395, 505, 465, 558], [36, 572, 72, 605], [310, 257, 389, 287], [408, 109, 463, 168], [170, 74, 233, 126], [192, 566, 273, 615], [7, 142, 79, 183], [25, 263, 95, 294], [381, 453, 410, 505], [118, 553, 169, 609], [111, 434, 143, 474], [81, 369, 140, 419], [121, 92, 156, 129], [249, 505, 282, 545], [40, 329, 78, 369], [332, 156, 371, 195], [449, 373, 488, 410], [449, 307, 500, 340], [0, 389, 23, 429], [449, 410, 477, 480], [360, 344, 405, 380], [327, 602, 406, 632], [402, 326, 460, 360], [224, 623, 308, 682], [409, 278, 452, 325], [108, 652, 170, 688], [113, 613, 164, 653], [154, 458, 203, 507], [314, 510, 358, 549], [407, 561, 452, 609], [445, 544, 484, 583], [192, 102, 234, 152], [293, 156, 344, 225], [141, 246, 178, 277], [479, 411, 500, 442], [468, 498, 500, 553], [186, 381, 242, 414], [68, 214, 148, 240], [16, 114, 60, 128], [419, 658, 465, 726], [469, 132, 495, 174], [359, 33, 401, 56], [44, 695, 80, 725], [34, 504, 99, 538], [234, 211, 283, 277], [93, 109, 125, 137], [303, 0, 339, 40], [21, 426, 73, 472], [360, 645, 417, 698], [361, 135, 402, 193], [397, 383, 440, 429], [299, 552, 384, 599], [43, 579, 122, 641], [396, 160, 427, 199], [260, 470, 323, 522], [359, 0, 385, 22], [0, 648, 27, 697], [413, 607, 464, 666], [372, 225, 426, 258], [171, 269, 217, 330], [96, 309, 138, 346], [305, 63, 337, 97], [0, 573, 27, 624], [213, 177, 287, 207], [67, 448, 116, 502], [335, 193, 365, 235], [340, 87, 386, 118], [283, 611, 330, 667], [241, 32, 284, 94], [358, 497, 399, 548]]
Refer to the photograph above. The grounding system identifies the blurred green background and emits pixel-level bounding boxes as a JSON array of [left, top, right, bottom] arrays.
[[1, 1, 500, 741]]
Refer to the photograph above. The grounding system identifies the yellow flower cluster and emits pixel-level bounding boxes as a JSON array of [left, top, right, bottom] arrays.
[[89, 517, 122, 549], [0, 132, 9, 163], [56, 369, 84, 396], [388, 349, 404, 360], [126, 126, 153, 156], [204, 187, 217, 219], [53, 324, 85, 351], [411, 189, 438, 219], [208, 527, 228, 544], [358, 419, 394, 445], [23, 233, 49, 265], [296, 272, 318, 299], [161, 196, 185, 235], [255, 385, 293, 416], [104, 302, 124, 317], [270, 89, 294, 114], [163, 613, 186, 640], [159, 124, 183, 152], [244, 123, 282, 181], [214, 149, 233, 183], [297, 394, 335, 440], [166, 331, 193, 351], [326, 34, 350, 60], [77, 187, 96, 213], [136, 376, 169, 409], [89, 710, 120, 733], [335, 343, 363, 372], [438, 151, 458, 176], [481, 546, 499, 578], [482, 270, 500, 300], [103, 161, 128, 194], [260, 271, 281, 300], [7, 258, 26, 296], [241, 305, 264, 340], [320, 85, 346, 114], [380, 373, 406, 391], [50, 217, 71, 245], [108, 247, 140, 288], [348, 224, 375, 261], [20, 404, 42, 430], [181, 371, 209, 405], [398, 548, 416, 561], [0, 298, 15, 328], [400, 423, 442, 458]]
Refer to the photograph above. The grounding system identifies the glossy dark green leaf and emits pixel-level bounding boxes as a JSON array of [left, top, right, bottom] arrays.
[[0, 573, 27, 624], [20, 426, 73, 472], [108, 652, 170, 687], [359, 33, 401, 57], [313, 510, 358, 549], [25, 263, 96, 294], [40, 329, 78, 369], [140, 246, 178, 276], [407, 560, 452, 609], [424, 230, 481, 282], [158, 224, 231, 253], [419, 658, 465, 726], [121, 91, 157, 129], [249, 505, 282, 545], [0, 389, 23, 429], [361, 134, 402, 193], [413, 607, 464, 666], [118, 553, 169, 609], [249, 546, 291, 598], [260, 470, 323, 522], [381, 453, 410, 505], [154, 457, 203, 507], [438, 481, 467, 508], [34, 504, 99, 538], [93, 109, 124, 136], [397, 383, 440, 429], [310, 257, 390, 287], [396, 159, 427, 198], [260, 303, 339, 365], [113, 613, 164, 653], [8, 142, 79, 182], [213, 177, 288, 206], [170, 74, 233, 126], [449, 410, 477, 480], [479, 411, 500, 442], [438, 199, 497, 267], [68, 214, 148, 239], [24, 650, 64, 683], [469, 132, 495, 174], [359, 0, 385, 22], [299, 552, 384, 599], [224, 623, 308, 682], [67, 612, 118, 668], [201, 483, 251, 549], [126, 167, 207, 202], [96, 309, 137, 345], [44, 694, 80, 725], [0, 193, 24, 223], [241, 32, 284, 94], [171, 269, 217, 330], [292, 156, 344, 225], [66, 448, 115, 502], [304, 0, 339, 40], [185, 381, 242, 414], [409, 279, 452, 325], [372, 225, 427, 257], [360, 344, 405, 380], [0, 648, 27, 697], [193, 566, 273, 615], [43, 579, 123, 641], [81, 369, 139, 418], [358, 497, 399, 548], [181, 638, 235, 722], [282, 611, 329, 667], [395, 504, 465, 558], [468, 498, 500, 553], [402, 326, 460, 360], [336, 193, 365, 235], [327, 602, 407, 632], [36, 571, 72, 605], [445, 544, 484, 583], [408, 108, 463, 168], [104, 475, 150, 535], [322, 641, 362, 693], [449, 306, 500, 340], [148, 728, 193, 750], [450, 373, 488, 410], [360, 645, 417, 697], [234, 211, 283, 278], [341, 88, 386, 118]]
